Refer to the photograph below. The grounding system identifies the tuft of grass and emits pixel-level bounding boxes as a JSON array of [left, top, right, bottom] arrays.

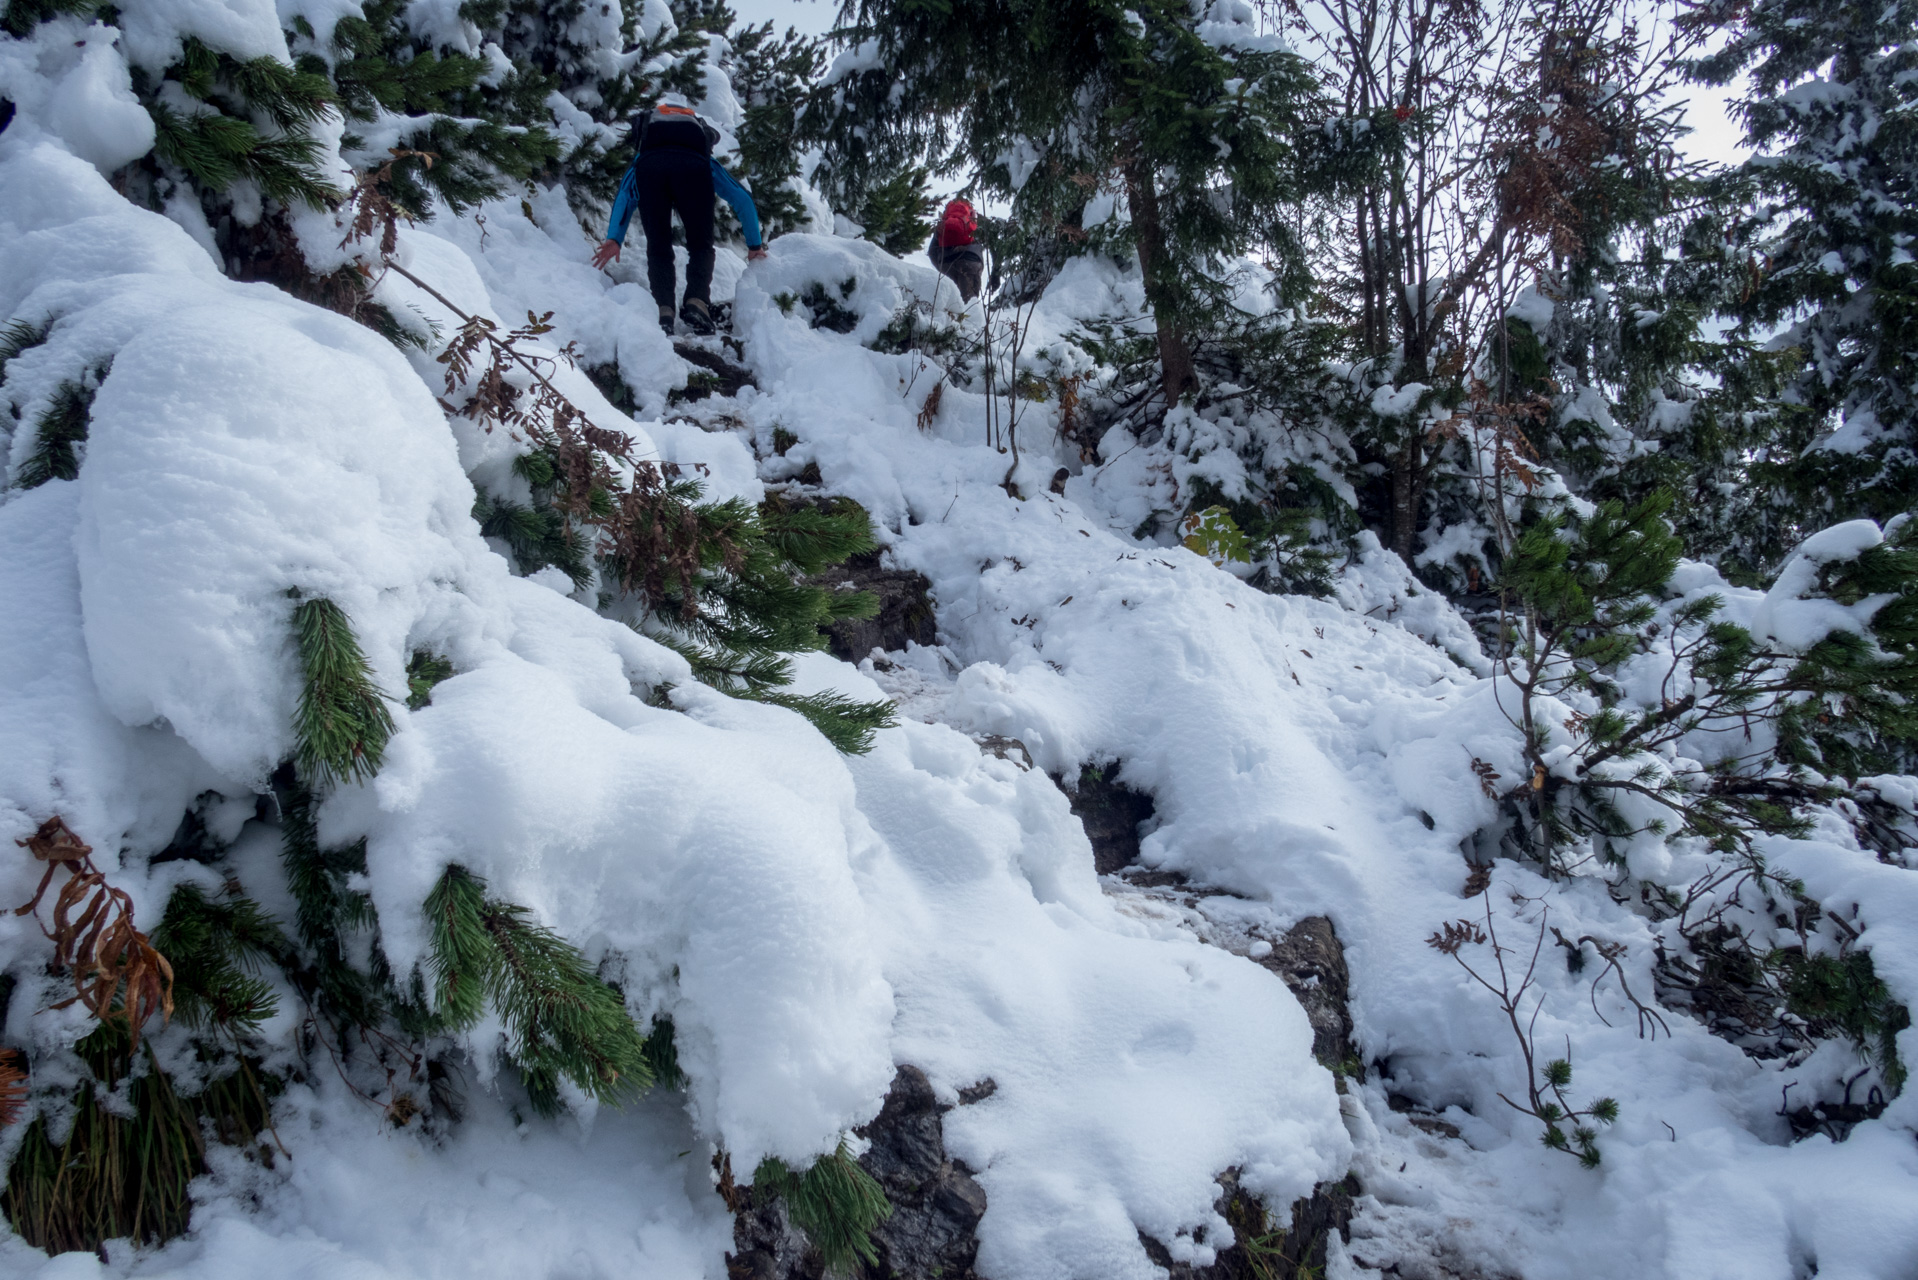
[[1, 1024, 275, 1253]]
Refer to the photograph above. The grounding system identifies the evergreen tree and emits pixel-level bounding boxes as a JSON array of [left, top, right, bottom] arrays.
[[855, 164, 935, 255], [812, 0, 1330, 412], [728, 19, 829, 238], [292, 0, 557, 217], [135, 35, 337, 213], [1689, 0, 1918, 551]]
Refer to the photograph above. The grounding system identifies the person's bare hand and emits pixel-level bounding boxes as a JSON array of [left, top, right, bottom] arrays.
[[592, 239, 621, 270], [747, 246, 769, 262]]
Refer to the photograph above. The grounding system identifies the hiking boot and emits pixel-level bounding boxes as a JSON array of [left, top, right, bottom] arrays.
[[657, 307, 676, 334], [679, 297, 716, 336]]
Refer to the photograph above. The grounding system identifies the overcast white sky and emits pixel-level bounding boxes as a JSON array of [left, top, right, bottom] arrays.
[[730, 0, 838, 37]]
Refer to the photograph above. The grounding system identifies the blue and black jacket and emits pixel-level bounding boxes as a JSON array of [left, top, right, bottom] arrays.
[[604, 106, 763, 250]]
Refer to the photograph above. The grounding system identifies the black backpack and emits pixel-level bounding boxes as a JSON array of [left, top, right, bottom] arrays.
[[627, 106, 721, 156]]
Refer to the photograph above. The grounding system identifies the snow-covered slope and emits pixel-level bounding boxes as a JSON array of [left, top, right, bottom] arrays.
[[2, 30, 1918, 1280]]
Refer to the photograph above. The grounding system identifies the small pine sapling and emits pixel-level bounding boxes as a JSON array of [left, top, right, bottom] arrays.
[[754, 1141, 893, 1274], [1427, 896, 1620, 1166]]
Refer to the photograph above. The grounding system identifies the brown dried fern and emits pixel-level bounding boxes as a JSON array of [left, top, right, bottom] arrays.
[[0, 1049, 25, 1125], [15, 818, 174, 1049]]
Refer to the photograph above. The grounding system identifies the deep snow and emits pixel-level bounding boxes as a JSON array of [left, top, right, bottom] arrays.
[[0, 13, 1916, 1280]]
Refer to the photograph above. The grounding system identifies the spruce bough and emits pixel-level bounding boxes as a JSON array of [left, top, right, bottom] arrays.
[[755, 1141, 893, 1274], [426, 866, 654, 1114]]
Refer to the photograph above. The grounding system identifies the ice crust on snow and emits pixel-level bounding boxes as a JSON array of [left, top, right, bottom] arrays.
[[2, 23, 1918, 1280]]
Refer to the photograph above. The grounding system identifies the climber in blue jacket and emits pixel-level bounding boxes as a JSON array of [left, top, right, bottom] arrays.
[[592, 93, 767, 336]]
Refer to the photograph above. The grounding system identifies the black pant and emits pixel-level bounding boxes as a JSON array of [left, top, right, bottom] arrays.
[[636, 148, 714, 311]]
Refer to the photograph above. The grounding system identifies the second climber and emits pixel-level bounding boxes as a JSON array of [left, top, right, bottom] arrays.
[[925, 198, 984, 303], [592, 92, 766, 335]]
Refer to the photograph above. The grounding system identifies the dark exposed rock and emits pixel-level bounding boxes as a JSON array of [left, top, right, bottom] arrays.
[[1387, 1092, 1462, 1139], [1059, 765, 1156, 875], [725, 1066, 985, 1280], [812, 551, 939, 662], [672, 340, 757, 402], [1255, 915, 1360, 1076], [973, 737, 1033, 770], [1119, 868, 1190, 890], [1138, 1169, 1360, 1280], [726, 1187, 816, 1280], [956, 1078, 997, 1105], [856, 1066, 987, 1280]]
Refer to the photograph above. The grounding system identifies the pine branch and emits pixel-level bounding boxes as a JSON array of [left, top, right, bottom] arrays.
[[755, 1142, 893, 1275], [153, 884, 292, 1036], [755, 690, 898, 756], [274, 771, 384, 1030], [424, 867, 653, 1114], [405, 650, 456, 710], [12, 380, 93, 490], [292, 596, 395, 788]]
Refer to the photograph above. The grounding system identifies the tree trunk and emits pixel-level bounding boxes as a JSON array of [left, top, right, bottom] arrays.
[[1390, 434, 1422, 562], [1121, 157, 1196, 415]]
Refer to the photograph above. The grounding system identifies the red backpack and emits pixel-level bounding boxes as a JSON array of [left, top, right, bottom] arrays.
[[938, 200, 976, 248]]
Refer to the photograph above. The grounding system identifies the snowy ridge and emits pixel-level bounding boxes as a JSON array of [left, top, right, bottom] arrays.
[[0, 30, 1916, 1280]]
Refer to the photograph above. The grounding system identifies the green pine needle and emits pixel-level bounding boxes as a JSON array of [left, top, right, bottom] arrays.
[[755, 1142, 893, 1275], [425, 867, 654, 1113], [406, 650, 456, 710], [12, 379, 93, 490], [276, 773, 385, 1030], [153, 884, 292, 1036], [1, 1023, 275, 1253], [0, 0, 96, 37], [292, 597, 396, 789], [0, 316, 48, 383], [641, 1017, 686, 1091], [756, 689, 898, 755]]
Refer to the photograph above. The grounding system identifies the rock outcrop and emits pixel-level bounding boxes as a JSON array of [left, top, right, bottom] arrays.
[[726, 1066, 986, 1280]]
